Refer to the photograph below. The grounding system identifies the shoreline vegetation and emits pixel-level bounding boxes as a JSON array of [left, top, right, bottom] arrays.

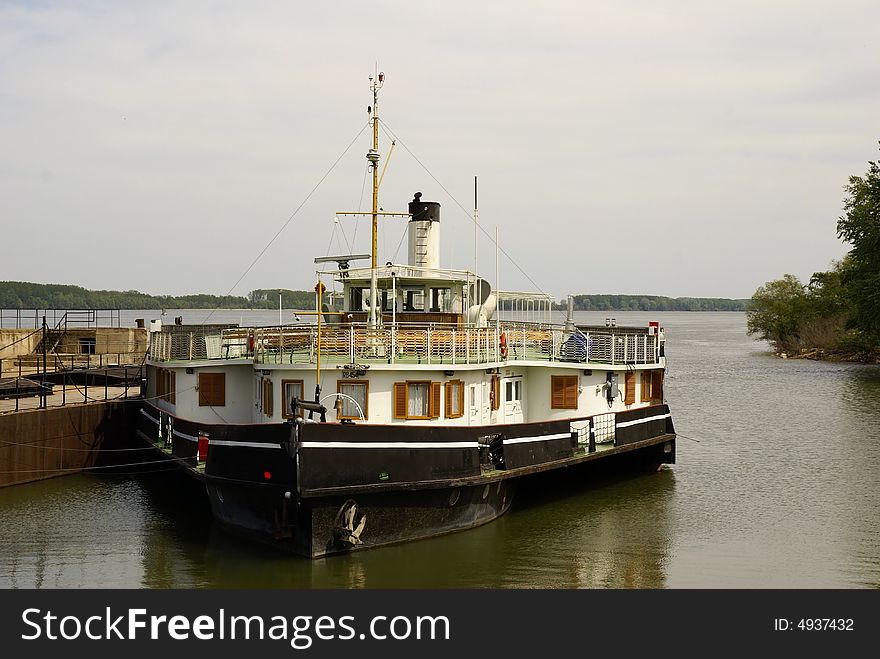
[[747, 145, 880, 364], [0, 282, 750, 313]]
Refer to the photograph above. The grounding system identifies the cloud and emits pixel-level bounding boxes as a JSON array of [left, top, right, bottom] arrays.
[[0, 1, 876, 299]]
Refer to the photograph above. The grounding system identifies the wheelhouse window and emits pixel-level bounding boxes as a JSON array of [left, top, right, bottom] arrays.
[[445, 380, 464, 419], [430, 287, 451, 312], [198, 372, 226, 407], [282, 379, 305, 418], [550, 375, 578, 409], [402, 287, 425, 311], [337, 380, 368, 420], [394, 381, 441, 420]]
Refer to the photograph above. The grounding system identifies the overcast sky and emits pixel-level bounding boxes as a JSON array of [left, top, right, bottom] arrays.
[[2, 1, 878, 301]]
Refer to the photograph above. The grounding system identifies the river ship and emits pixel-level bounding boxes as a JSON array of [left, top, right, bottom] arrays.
[[138, 74, 676, 557]]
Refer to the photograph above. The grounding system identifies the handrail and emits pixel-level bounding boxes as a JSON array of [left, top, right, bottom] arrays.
[[148, 321, 664, 367]]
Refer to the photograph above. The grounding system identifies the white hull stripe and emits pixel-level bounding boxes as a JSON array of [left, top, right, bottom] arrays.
[[615, 413, 671, 429], [503, 432, 571, 445], [140, 409, 159, 426], [301, 441, 479, 450], [172, 429, 199, 443], [209, 440, 282, 449]]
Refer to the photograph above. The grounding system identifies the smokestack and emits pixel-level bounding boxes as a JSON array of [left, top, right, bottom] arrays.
[[407, 192, 441, 271]]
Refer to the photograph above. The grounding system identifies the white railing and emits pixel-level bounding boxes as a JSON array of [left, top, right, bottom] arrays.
[[149, 322, 662, 367]]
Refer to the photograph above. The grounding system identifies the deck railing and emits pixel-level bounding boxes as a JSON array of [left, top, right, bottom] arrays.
[[149, 322, 663, 367]]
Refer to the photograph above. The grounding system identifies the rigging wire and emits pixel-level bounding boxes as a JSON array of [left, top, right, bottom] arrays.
[[379, 121, 548, 297], [200, 120, 371, 326]]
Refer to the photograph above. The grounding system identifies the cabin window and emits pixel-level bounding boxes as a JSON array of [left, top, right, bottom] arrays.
[[490, 375, 501, 411], [262, 378, 273, 417], [445, 380, 464, 419], [641, 370, 664, 403], [198, 372, 226, 407], [393, 381, 441, 420], [505, 379, 522, 403], [624, 372, 636, 405], [79, 337, 96, 354], [282, 379, 305, 418], [337, 380, 368, 420], [550, 375, 578, 409], [402, 287, 425, 311]]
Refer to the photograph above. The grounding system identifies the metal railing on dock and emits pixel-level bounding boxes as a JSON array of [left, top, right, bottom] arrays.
[[0, 309, 122, 329]]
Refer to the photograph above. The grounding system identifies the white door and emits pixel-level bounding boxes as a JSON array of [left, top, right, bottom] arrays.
[[469, 384, 480, 425], [503, 377, 524, 423]]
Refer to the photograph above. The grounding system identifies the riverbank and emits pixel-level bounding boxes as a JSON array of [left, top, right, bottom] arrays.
[[777, 346, 880, 363]]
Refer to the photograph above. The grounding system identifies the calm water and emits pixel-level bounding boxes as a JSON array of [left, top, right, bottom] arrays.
[[1, 311, 879, 588]]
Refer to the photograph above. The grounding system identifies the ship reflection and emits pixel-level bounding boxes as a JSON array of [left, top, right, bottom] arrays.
[[135, 462, 676, 589]]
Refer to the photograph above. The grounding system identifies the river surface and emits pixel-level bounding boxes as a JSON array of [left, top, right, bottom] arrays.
[[1, 311, 879, 588]]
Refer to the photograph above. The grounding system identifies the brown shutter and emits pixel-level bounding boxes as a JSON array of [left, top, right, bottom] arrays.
[[430, 381, 441, 418], [624, 372, 636, 405], [491, 375, 500, 411], [393, 382, 407, 419], [641, 371, 651, 402], [445, 382, 452, 419], [198, 373, 208, 406], [651, 370, 664, 402], [551, 376, 565, 409], [264, 379, 273, 416], [457, 381, 465, 417], [564, 375, 578, 409], [170, 372, 176, 404]]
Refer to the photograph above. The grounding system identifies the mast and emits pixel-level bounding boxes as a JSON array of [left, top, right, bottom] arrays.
[[366, 70, 384, 329]]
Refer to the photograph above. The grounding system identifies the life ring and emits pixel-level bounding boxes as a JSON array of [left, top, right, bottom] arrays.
[[247, 332, 255, 353], [499, 332, 508, 359]]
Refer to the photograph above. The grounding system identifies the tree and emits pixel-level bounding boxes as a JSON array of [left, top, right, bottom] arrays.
[[746, 275, 811, 352], [837, 147, 880, 340]]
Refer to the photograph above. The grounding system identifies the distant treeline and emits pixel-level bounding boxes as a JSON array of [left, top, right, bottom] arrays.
[[0, 282, 315, 311], [555, 295, 750, 312]]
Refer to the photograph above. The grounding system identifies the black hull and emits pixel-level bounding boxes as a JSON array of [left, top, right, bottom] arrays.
[[206, 479, 514, 558], [138, 402, 675, 557]]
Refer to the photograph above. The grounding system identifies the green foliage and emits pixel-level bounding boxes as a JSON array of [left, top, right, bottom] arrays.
[[561, 295, 749, 312], [746, 275, 812, 350], [837, 148, 880, 340], [0, 282, 316, 311]]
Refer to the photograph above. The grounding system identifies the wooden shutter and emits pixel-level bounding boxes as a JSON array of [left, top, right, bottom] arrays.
[[263, 379, 273, 416], [651, 370, 664, 402], [430, 381, 441, 418], [641, 370, 652, 402], [393, 382, 407, 419], [551, 375, 578, 409], [445, 382, 452, 418], [491, 375, 500, 411], [551, 376, 565, 409], [198, 373, 209, 406], [169, 372, 176, 404], [624, 371, 636, 405], [199, 372, 225, 407]]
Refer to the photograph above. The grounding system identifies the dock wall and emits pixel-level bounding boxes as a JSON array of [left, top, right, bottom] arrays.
[[0, 400, 138, 488]]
